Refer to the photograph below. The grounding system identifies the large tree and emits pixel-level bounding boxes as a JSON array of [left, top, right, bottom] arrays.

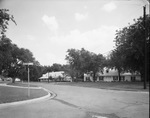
[[0, 9, 16, 36], [108, 49, 125, 81], [0, 36, 41, 82], [29, 65, 43, 82], [114, 15, 150, 81], [0, 9, 43, 82], [0, 36, 12, 75], [6, 43, 35, 82], [65, 48, 81, 80], [66, 48, 105, 81], [51, 63, 63, 72]]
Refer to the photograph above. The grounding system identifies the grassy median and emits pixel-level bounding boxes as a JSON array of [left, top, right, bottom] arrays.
[[0, 83, 48, 104]]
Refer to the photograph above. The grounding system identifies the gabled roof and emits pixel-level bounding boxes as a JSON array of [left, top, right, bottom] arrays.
[[99, 68, 118, 76], [98, 68, 140, 76], [39, 71, 65, 79], [122, 72, 140, 76]]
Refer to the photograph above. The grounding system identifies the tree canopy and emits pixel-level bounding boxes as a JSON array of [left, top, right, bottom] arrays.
[[0, 9, 42, 82], [66, 48, 106, 81], [110, 15, 150, 81], [0, 9, 16, 36], [0, 36, 41, 82]]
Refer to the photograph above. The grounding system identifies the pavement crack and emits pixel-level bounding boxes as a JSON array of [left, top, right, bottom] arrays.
[[53, 98, 120, 118], [86, 111, 120, 118], [113, 99, 147, 106], [53, 98, 80, 109]]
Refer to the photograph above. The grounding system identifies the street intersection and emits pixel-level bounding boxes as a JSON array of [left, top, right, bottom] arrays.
[[0, 83, 149, 118]]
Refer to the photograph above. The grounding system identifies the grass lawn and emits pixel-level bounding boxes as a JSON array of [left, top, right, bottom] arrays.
[[7, 82, 38, 87], [53, 81, 149, 92], [0, 83, 48, 104]]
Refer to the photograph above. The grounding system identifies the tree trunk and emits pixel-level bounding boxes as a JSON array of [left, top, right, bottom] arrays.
[[140, 69, 144, 82], [93, 72, 96, 82], [12, 77, 15, 83], [118, 69, 121, 82]]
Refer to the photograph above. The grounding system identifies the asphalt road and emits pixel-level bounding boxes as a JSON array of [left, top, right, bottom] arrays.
[[0, 83, 149, 118]]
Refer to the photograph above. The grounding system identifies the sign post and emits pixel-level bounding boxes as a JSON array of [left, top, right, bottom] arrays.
[[23, 62, 33, 97]]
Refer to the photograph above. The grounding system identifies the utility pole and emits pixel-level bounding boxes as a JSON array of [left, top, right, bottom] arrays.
[[148, 0, 150, 87], [143, 6, 147, 89]]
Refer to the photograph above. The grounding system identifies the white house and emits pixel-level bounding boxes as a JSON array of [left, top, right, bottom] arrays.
[[49, 71, 64, 79], [122, 72, 141, 82], [38, 73, 49, 81], [39, 71, 64, 81], [39, 71, 72, 82], [96, 68, 141, 82]]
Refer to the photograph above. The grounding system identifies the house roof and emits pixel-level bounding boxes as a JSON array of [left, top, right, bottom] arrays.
[[122, 72, 140, 76], [98, 68, 140, 76], [39, 71, 65, 79], [122, 73, 132, 76], [99, 69, 118, 76]]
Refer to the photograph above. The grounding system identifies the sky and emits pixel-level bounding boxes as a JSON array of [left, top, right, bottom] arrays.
[[0, 0, 149, 66]]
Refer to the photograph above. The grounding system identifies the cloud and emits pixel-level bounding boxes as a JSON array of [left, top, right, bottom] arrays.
[[42, 15, 59, 31], [45, 53, 64, 65], [102, 2, 117, 12], [36, 25, 118, 65], [75, 13, 88, 21], [26, 35, 35, 41], [84, 5, 87, 9], [49, 25, 118, 55]]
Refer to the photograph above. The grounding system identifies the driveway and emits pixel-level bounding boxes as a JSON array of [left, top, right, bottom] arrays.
[[0, 83, 149, 118]]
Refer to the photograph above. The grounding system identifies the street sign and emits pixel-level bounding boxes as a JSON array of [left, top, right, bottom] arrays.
[[23, 63, 33, 65], [23, 62, 33, 97]]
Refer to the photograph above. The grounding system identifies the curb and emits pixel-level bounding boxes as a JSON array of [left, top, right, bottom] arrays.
[[0, 84, 41, 89], [0, 86, 56, 108], [97, 87, 149, 94]]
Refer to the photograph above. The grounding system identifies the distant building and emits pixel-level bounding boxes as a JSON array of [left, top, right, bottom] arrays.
[[96, 68, 141, 82], [39, 71, 72, 82]]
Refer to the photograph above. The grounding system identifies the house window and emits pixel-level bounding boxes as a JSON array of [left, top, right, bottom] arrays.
[[113, 76, 118, 81], [99, 76, 104, 81], [121, 76, 125, 81], [131, 76, 136, 81], [106, 70, 109, 73]]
